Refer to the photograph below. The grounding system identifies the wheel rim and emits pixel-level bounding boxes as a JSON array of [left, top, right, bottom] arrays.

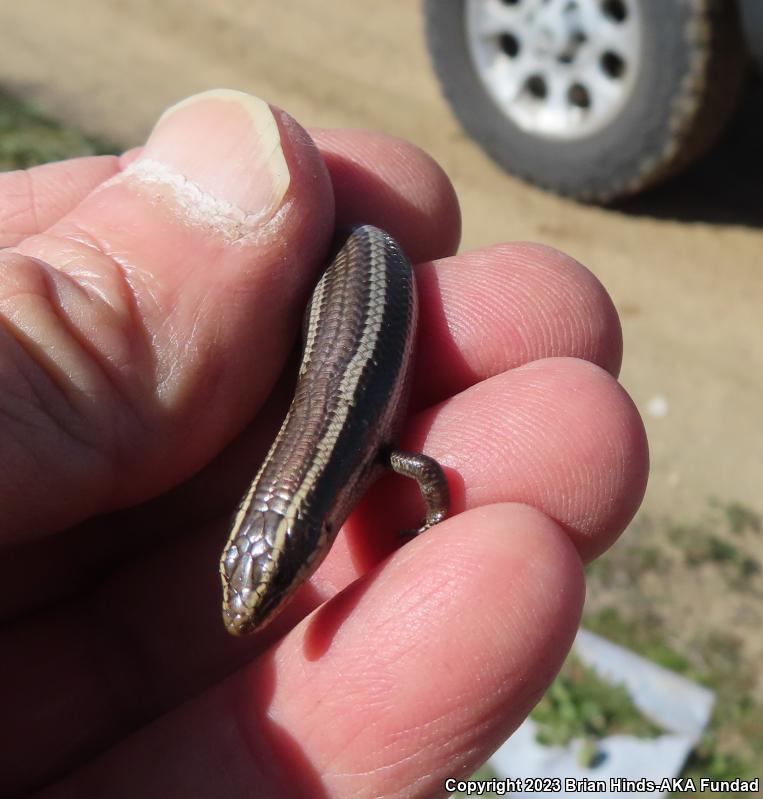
[[465, 0, 642, 140]]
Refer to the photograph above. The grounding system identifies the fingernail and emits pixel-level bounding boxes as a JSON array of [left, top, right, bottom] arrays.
[[137, 89, 290, 221]]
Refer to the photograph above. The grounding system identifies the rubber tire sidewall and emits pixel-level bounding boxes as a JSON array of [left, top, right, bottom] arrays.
[[424, 0, 747, 201]]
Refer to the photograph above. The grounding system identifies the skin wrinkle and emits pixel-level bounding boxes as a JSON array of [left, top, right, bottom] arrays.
[[69, 238, 158, 329], [60, 221, 150, 311], [0, 316, 64, 412], [328, 726, 436, 793], [0, 176, 30, 242], [331, 732, 437, 782], [331, 697, 490, 797], [0, 205, 28, 245], [0, 404, 49, 479], [300, 662, 397, 741], [22, 229, 138, 338], [45, 264, 151, 456], [153, 302, 208, 402], [0, 341, 110, 496], [0, 271, 101, 435], [24, 168, 41, 240], [0, 385, 48, 434]]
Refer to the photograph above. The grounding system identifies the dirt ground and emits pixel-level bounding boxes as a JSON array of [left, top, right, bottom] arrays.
[[2, 2, 761, 533]]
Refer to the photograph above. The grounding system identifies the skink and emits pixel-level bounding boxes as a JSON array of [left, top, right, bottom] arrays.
[[220, 224, 450, 636]]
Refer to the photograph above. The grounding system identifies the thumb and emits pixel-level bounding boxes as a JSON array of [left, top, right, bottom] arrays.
[[1, 89, 334, 543]]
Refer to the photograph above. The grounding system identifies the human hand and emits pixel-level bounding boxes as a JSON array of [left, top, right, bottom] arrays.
[[0, 90, 648, 798]]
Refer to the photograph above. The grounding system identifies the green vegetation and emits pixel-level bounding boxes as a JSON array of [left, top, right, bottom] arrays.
[[530, 654, 662, 765], [714, 498, 762, 536], [0, 88, 112, 170], [667, 519, 760, 588], [590, 498, 761, 592]]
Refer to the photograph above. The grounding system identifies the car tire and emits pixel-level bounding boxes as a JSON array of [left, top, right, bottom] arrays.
[[424, 0, 748, 202]]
